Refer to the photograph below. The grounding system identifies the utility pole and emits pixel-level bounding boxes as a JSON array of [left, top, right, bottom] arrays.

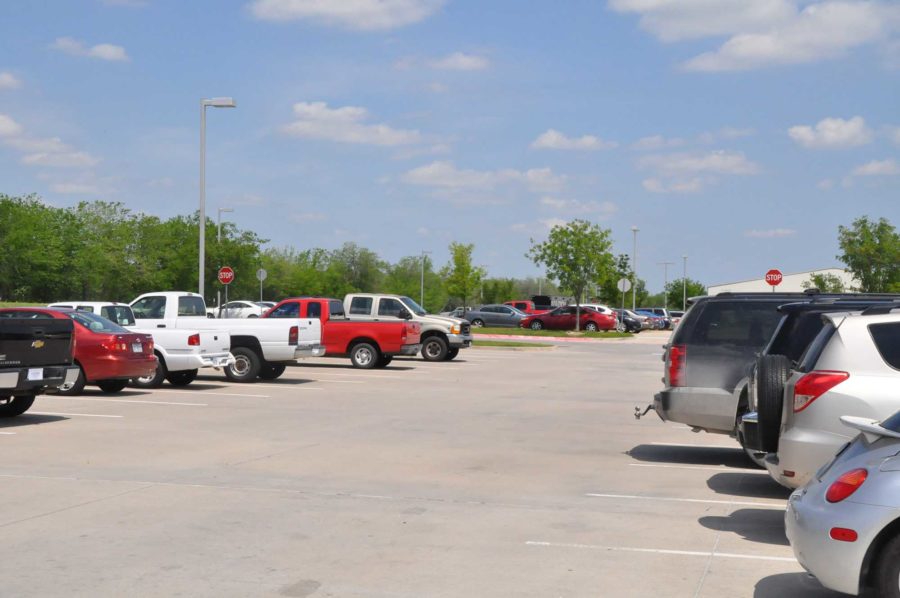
[[682, 255, 688, 310], [658, 261, 674, 310], [631, 226, 639, 310], [420, 250, 432, 307]]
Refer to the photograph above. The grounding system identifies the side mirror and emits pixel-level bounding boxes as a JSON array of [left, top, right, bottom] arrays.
[[401, 309, 413, 320]]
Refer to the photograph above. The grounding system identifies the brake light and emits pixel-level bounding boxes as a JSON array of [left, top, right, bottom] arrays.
[[793, 371, 849, 413], [826, 468, 868, 503], [289, 326, 298, 345], [668, 345, 686, 387], [101, 337, 128, 352], [188, 333, 200, 346]]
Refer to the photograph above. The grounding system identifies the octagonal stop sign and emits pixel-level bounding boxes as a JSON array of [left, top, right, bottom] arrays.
[[765, 269, 783, 287], [218, 266, 235, 285]]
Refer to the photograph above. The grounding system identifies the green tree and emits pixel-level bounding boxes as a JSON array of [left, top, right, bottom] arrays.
[[481, 278, 516, 304], [527, 219, 615, 330], [441, 242, 486, 308], [330, 242, 386, 292], [837, 216, 900, 292], [665, 278, 706, 310], [801, 272, 846, 293], [383, 255, 446, 313]]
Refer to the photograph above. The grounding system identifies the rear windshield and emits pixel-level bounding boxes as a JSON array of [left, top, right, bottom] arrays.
[[349, 297, 372, 315], [869, 322, 900, 370], [329, 300, 345, 318], [768, 312, 830, 362], [797, 321, 837, 373], [70, 311, 128, 333], [678, 301, 783, 348], [881, 410, 900, 433], [178, 296, 207, 317], [101, 306, 135, 326]]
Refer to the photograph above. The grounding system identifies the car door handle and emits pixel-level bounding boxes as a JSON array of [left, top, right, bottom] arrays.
[[157, 324, 166, 328]]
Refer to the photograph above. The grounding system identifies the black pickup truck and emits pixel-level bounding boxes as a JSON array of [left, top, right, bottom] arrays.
[[0, 316, 78, 417]]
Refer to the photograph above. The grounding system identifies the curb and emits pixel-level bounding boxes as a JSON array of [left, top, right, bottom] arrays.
[[471, 344, 556, 351], [473, 333, 631, 343]]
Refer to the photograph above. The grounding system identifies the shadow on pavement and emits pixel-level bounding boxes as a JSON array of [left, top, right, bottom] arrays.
[[707, 471, 792, 500], [627, 443, 753, 468], [289, 362, 416, 371], [754, 572, 844, 597], [177, 379, 239, 389], [699, 508, 788, 546], [0, 413, 68, 428]]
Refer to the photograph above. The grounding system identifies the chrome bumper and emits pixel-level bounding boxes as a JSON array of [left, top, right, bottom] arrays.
[[294, 344, 327, 359]]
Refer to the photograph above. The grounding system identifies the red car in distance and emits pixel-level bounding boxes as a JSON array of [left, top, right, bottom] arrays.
[[519, 305, 617, 331], [0, 307, 156, 394], [503, 300, 550, 315]]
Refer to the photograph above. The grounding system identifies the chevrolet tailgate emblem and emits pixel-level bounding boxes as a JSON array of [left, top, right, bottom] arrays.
[[31, 340, 45, 349]]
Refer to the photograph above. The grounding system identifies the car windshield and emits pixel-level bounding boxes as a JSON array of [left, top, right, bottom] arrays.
[[400, 297, 427, 316], [255, 302, 274, 308], [881, 410, 900, 433], [69, 311, 129, 333], [100, 306, 135, 326]]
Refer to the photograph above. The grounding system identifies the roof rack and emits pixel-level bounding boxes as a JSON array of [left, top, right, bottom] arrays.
[[861, 302, 900, 316]]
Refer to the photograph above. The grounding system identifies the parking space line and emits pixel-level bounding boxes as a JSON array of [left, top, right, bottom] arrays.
[[44, 396, 207, 407], [29, 411, 123, 418], [629, 463, 762, 473], [0, 432, 16, 435], [525, 541, 795, 562], [151, 389, 272, 398], [585, 492, 783, 509]]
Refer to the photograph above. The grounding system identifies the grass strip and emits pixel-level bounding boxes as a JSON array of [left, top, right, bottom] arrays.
[[474, 327, 631, 339], [472, 340, 554, 348]]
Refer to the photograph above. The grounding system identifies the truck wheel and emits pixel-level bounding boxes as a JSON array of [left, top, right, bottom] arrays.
[[446, 348, 460, 361], [0, 395, 35, 417], [422, 336, 448, 361], [529, 320, 544, 330], [873, 534, 900, 598], [225, 347, 262, 382], [57, 365, 86, 396], [97, 379, 128, 393], [375, 355, 393, 369], [132, 357, 167, 389], [259, 364, 286, 380], [350, 342, 379, 369], [757, 354, 792, 453], [166, 369, 198, 386], [471, 319, 485, 327]]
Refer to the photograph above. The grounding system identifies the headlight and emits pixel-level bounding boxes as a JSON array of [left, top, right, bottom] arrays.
[[450, 324, 460, 334]]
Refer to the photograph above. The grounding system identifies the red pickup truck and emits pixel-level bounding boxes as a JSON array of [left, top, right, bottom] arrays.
[[264, 298, 422, 369], [504, 300, 550, 315]]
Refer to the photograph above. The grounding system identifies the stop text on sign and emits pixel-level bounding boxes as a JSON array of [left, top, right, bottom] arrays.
[[765, 269, 783, 286], [218, 266, 235, 285]]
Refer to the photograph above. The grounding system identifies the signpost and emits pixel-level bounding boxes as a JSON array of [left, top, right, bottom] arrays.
[[256, 268, 267, 303], [218, 266, 234, 306], [617, 277, 632, 330], [765, 269, 783, 292]]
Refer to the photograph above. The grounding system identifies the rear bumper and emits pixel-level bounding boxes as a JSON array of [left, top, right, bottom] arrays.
[[86, 354, 158, 381], [653, 386, 740, 434], [0, 365, 80, 395], [766, 426, 850, 489], [399, 343, 422, 356], [294, 344, 327, 359]]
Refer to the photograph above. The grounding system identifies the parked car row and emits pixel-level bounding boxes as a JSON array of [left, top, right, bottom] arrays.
[[640, 290, 900, 596]]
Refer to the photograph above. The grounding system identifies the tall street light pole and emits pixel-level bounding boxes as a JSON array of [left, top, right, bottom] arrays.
[[216, 207, 234, 311], [682, 255, 688, 310], [420, 250, 432, 307], [199, 97, 236, 299], [658, 261, 674, 310], [631, 226, 639, 310]]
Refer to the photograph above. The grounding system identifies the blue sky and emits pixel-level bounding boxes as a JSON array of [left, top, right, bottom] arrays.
[[0, 0, 898, 292]]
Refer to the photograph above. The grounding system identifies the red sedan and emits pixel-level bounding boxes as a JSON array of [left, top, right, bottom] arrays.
[[519, 305, 617, 331], [0, 307, 156, 394]]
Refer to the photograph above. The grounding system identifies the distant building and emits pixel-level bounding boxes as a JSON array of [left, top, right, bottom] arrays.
[[708, 267, 856, 295]]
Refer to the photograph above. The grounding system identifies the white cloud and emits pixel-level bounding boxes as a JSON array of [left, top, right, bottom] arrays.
[[852, 158, 900, 176], [401, 161, 565, 193], [642, 177, 705, 194], [531, 129, 617, 151], [0, 72, 21, 90], [788, 116, 873, 149], [4, 136, 68, 153], [50, 182, 100, 194], [818, 178, 835, 190], [290, 211, 327, 222], [51, 37, 129, 61], [539, 196, 618, 217], [282, 101, 422, 146], [631, 135, 685, 150], [22, 151, 100, 167], [0, 114, 23, 137], [0, 112, 99, 168], [639, 150, 760, 176], [248, 0, 445, 30], [428, 52, 489, 71], [745, 228, 797, 238], [698, 126, 755, 143]]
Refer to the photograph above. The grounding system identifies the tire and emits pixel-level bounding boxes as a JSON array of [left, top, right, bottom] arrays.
[[375, 355, 393, 369], [585, 322, 599, 332], [96, 379, 128, 393], [132, 355, 167, 389], [57, 365, 86, 396], [248, 314, 258, 318], [471, 319, 485, 328], [350, 342, 379, 369], [446, 347, 460, 361], [166, 369, 198, 386], [225, 347, 262, 382], [0, 395, 35, 418], [616, 322, 627, 333], [529, 320, 544, 331], [873, 534, 900, 598], [756, 354, 793, 453], [259, 364, 286, 380], [421, 336, 449, 361]]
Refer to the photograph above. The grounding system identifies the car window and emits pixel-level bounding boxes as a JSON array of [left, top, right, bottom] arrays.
[[306, 302, 321, 319], [101, 306, 135, 326], [77, 305, 95, 313], [769, 312, 830, 363], [798, 321, 837, 373], [499, 307, 514, 315], [178, 296, 207, 317], [131, 296, 167, 319], [881, 409, 900, 433], [514, 303, 528, 311], [869, 322, 900, 370], [685, 301, 782, 347], [329, 300, 345, 318], [225, 302, 241, 309], [268, 302, 299, 318], [69, 311, 128, 333], [350, 297, 372, 315], [378, 298, 405, 317], [0, 311, 54, 319]]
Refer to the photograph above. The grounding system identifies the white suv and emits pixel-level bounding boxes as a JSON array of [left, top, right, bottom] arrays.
[[765, 308, 900, 489]]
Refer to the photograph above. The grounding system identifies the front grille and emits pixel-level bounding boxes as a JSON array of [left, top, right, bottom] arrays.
[[461, 323, 471, 335]]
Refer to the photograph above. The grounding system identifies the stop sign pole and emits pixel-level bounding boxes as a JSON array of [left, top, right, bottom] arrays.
[[765, 269, 783, 292]]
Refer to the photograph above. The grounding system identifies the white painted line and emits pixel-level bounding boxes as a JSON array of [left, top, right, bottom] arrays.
[[629, 463, 762, 473], [229, 382, 349, 389], [585, 492, 782, 509], [29, 411, 123, 419], [152, 389, 271, 398], [649, 442, 739, 450], [525, 541, 795, 563], [0, 432, 16, 435], [44, 396, 207, 407]]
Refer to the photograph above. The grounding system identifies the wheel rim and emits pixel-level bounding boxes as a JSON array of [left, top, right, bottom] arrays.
[[531, 322, 542, 330], [355, 347, 374, 366], [424, 341, 441, 358], [586, 323, 598, 331], [473, 320, 483, 327], [232, 355, 251, 376]]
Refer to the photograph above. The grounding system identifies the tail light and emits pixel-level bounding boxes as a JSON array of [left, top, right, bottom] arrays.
[[668, 345, 686, 387], [793, 371, 849, 413], [288, 326, 298, 345], [101, 337, 129, 352], [187, 333, 200, 346], [401, 325, 408, 343], [826, 468, 867, 503]]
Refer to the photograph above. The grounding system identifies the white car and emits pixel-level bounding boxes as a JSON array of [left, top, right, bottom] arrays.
[[216, 300, 275, 319], [764, 308, 900, 489]]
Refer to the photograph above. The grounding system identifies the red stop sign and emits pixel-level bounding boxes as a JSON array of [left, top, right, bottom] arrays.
[[218, 266, 235, 285], [765, 269, 783, 286]]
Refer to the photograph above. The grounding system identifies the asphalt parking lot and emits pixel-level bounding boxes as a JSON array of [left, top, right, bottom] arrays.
[[0, 333, 843, 598]]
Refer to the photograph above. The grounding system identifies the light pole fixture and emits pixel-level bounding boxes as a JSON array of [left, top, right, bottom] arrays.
[[420, 250, 432, 307], [658, 261, 674, 310], [631, 226, 639, 310], [199, 97, 236, 299], [682, 255, 688, 311]]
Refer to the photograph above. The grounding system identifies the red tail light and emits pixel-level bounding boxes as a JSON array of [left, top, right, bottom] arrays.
[[793, 371, 849, 413], [187, 333, 200, 346], [830, 528, 858, 542], [826, 468, 867, 503], [101, 336, 128, 352], [288, 326, 298, 345], [668, 345, 686, 387]]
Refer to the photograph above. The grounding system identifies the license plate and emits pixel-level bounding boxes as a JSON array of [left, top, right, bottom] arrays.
[[27, 368, 43, 381], [132, 343, 143, 353]]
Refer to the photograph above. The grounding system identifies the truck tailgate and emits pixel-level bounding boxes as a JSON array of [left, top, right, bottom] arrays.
[[198, 330, 231, 354], [0, 319, 73, 367]]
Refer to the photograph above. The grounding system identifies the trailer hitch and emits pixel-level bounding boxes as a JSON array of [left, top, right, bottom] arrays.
[[634, 404, 655, 420]]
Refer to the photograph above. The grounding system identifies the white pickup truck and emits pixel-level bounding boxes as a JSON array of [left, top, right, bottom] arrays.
[[48, 300, 235, 388], [130, 292, 325, 382]]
